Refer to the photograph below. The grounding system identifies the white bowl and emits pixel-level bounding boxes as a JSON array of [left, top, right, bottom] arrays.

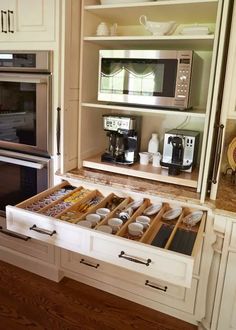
[[96, 225, 113, 234]]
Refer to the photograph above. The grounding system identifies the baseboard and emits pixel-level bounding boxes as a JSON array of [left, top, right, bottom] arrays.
[[0, 245, 64, 282]]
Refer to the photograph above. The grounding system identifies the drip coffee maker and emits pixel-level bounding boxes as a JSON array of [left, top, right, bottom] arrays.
[[101, 115, 141, 165]]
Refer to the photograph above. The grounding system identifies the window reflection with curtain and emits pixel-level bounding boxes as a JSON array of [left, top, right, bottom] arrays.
[[100, 59, 165, 96]]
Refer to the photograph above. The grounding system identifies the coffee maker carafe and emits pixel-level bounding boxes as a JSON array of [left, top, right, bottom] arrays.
[[101, 115, 141, 165]]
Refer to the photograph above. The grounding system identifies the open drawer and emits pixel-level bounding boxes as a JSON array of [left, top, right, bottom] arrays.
[[6, 180, 206, 288]]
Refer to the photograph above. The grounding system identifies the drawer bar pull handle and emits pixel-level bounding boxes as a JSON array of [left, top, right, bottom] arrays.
[[145, 280, 168, 292], [0, 226, 30, 241], [29, 224, 56, 236], [118, 251, 151, 266], [80, 259, 100, 269]]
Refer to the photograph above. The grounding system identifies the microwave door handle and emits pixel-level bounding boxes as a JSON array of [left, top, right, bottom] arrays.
[[0, 156, 45, 169]]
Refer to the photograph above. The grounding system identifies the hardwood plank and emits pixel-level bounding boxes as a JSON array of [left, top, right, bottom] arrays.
[[0, 260, 197, 330]]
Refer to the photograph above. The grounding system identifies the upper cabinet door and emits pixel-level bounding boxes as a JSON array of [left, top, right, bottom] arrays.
[[0, 0, 55, 42]]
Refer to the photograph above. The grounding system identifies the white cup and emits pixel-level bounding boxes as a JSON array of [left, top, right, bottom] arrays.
[[77, 220, 92, 228], [135, 215, 150, 229], [96, 225, 112, 234], [96, 22, 110, 36], [128, 222, 144, 237], [152, 152, 162, 167], [108, 218, 123, 233], [139, 152, 150, 165], [96, 208, 110, 218], [86, 213, 101, 227], [110, 23, 118, 36]]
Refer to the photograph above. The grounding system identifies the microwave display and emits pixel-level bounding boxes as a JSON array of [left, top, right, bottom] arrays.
[[100, 58, 177, 98], [98, 50, 194, 110]]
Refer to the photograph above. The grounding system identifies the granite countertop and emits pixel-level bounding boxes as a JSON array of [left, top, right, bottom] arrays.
[[61, 168, 236, 217]]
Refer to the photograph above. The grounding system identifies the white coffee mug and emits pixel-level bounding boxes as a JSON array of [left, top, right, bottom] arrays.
[[108, 218, 123, 233], [77, 220, 92, 228], [152, 152, 162, 167], [110, 23, 118, 36], [139, 152, 150, 165], [96, 225, 112, 234], [128, 222, 144, 237], [135, 215, 150, 229], [86, 213, 101, 227]]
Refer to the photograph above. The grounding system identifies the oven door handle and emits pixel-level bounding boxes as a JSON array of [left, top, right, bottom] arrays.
[[0, 155, 46, 169], [0, 75, 48, 84]]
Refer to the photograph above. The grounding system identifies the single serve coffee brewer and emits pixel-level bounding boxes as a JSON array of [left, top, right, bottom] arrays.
[[101, 114, 141, 165], [161, 129, 200, 175]]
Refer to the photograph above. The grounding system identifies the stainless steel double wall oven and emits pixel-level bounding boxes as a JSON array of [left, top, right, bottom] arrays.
[[0, 51, 52, 217]]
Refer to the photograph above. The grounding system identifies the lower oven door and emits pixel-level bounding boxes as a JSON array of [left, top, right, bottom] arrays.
[[0, 149, 50, 217]]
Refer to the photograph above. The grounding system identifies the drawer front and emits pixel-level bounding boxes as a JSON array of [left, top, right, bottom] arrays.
[[61, 250, 197, 313], [0, 217, 54, 263], [88, 233, 194, 288], [6, 206, 91, 254]]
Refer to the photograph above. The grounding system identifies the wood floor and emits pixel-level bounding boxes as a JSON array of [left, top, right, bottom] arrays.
[[0, 260, 197, 330]]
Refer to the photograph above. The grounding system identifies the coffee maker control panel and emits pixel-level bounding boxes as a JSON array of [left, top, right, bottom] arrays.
[[103, 115, 136, 132]]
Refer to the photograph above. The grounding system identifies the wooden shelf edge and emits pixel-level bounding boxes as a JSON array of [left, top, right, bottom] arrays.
[[82, 156, 199, 188], [81, 102, 206, 118], [85, 0, 218, 11]]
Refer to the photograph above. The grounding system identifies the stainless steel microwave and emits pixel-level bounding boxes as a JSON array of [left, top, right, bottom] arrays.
[[98, 50, 197, 110]]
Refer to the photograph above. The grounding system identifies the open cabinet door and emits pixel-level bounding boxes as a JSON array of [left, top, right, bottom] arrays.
[[208, 0, 236, 200], [59, 0, 81, 173], [199, 0, 233, 202]]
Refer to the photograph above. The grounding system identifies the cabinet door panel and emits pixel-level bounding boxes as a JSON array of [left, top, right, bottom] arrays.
[[218, 253, 236, 330]]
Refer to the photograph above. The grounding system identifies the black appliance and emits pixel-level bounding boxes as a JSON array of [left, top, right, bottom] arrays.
[[101, 115, 141, 165]]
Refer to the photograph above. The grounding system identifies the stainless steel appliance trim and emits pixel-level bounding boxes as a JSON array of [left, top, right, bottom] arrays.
[[0, 155, 46, 169], [0, 73, 50, 84], [0, 51, 52, 72]]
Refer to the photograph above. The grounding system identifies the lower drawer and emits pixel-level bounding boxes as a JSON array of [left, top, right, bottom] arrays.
[[61, 250, 198, 314], [0, 217, 55, 263]]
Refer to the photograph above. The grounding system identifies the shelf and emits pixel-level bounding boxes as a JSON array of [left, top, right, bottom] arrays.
[[84, 35, 214, 50], [81, 102, 206, 118], [84, 0, 218, 25], [82, 155, 199, 188]]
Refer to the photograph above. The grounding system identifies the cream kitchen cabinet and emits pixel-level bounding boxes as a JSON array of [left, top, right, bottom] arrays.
[[0, 0, 55, 42], [217, 252, 236, 330], [74, 0, 232, 205], [5, 178, 215, 325], [0, 216, 61, 281], [60, 250, 200, 324], [200, 214, 236, 330], [6, 180, 208, 288]]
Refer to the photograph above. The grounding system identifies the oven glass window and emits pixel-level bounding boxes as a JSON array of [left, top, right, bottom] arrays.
[[0, 81, 36, 146], [101, 58, 177, 97], [0, 160, 47, 213]]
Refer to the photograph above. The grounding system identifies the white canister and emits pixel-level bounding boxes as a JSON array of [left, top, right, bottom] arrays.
[[148, 133, 159, 154]]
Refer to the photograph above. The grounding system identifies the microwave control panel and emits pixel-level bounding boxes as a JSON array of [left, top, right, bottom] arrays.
[[176, 58, 191, 100]]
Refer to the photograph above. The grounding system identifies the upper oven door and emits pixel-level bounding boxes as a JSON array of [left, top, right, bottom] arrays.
[[0, 72, 51, 156]]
